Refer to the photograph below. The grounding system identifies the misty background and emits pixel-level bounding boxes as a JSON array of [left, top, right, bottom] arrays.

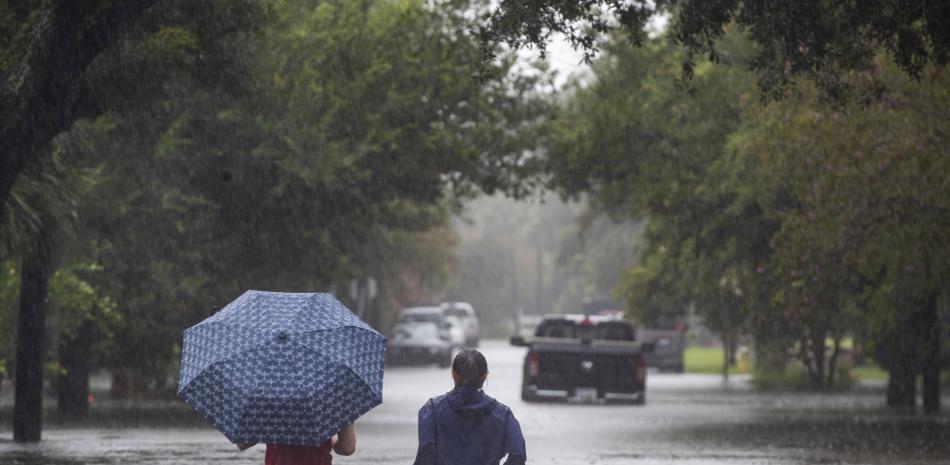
[[444, 195, 644, 337]]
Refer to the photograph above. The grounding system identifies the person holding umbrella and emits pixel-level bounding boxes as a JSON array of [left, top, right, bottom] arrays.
[[413, 348, 526, 465], [177, 291, 386, 465]]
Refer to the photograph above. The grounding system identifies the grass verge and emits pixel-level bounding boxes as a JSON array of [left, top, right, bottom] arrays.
[[684, 346, 750, 375], [852, 363, 888, 381]]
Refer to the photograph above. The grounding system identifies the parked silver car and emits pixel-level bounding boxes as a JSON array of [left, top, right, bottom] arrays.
[[387, 322, 452, 367]]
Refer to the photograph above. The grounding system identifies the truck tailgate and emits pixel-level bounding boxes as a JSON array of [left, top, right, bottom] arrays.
[[529, 338, 643, 394]]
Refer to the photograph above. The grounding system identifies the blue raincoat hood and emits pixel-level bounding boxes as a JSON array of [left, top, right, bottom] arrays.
[[413, 387, 526, 465], [446, 386, 498, 414]]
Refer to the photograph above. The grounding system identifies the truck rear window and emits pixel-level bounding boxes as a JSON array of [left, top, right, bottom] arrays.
[[534, 320, 634, 341]]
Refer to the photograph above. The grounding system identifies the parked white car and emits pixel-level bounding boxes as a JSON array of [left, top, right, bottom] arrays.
[[387, 322, 452, 367], [441, 301, 479, 347]]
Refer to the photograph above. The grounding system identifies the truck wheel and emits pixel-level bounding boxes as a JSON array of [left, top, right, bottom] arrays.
[[632, 393, 646, 405]]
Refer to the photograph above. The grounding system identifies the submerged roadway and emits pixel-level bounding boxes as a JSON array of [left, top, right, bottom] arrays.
[[1, 340, 949, 464]]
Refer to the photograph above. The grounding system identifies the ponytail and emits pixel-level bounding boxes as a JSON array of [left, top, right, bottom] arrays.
[[451, 348, 488, 388]]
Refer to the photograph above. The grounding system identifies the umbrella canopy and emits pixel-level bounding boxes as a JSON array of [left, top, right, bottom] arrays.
[[178, 290, 386, 446]]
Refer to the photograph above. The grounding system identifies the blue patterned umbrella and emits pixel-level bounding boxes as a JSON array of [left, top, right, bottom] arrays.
[[177, 290, 386, 446]]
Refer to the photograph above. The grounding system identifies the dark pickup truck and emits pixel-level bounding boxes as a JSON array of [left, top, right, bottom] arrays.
[[510, 315, 647, 404]]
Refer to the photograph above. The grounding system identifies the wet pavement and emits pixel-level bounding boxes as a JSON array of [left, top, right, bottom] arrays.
[[1, 340, 948, 464]]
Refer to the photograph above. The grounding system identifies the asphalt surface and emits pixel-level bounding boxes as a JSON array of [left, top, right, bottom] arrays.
[[1, 340, 949, 465]]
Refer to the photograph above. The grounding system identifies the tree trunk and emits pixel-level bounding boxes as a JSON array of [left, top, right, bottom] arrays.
[[802, 330, 824, 390], [729, 335, 738, 367], [885, 369, 915, 410], [56, 320, 95, 419], [722, 332, 730, 383], [812, 331, 827, 390], [885, 313, 918, 411], [921, 292, 940, 414], [110, 368, 134, 399], [801, 335, 815, 386], [826, 335, 841, 388], [13, 252, 52, 442]]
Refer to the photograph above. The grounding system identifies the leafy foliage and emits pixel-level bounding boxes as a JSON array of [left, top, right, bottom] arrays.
[[542, 27, 950, 393], [738, 60, 950, 346], [39, 0, 548, 392], [545, 35, 769, 338], [483, 0, 950, 102]]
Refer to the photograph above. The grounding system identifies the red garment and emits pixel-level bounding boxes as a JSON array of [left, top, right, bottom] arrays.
[[265, 442, 332, 465]]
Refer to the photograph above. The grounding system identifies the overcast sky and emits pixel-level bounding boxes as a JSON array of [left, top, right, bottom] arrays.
[[522, 14, 670, 89]]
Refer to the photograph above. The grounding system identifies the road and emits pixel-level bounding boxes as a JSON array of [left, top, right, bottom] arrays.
[[1, 340, 949, 464]]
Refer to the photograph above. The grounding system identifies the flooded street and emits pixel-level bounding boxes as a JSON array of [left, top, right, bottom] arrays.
[[1, 341, 947, 465], [6, 1, 950, 463]]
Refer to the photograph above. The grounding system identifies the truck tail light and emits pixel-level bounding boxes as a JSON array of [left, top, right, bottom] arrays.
[[634, 354, 646, 384], [527, 352, 540, 379]]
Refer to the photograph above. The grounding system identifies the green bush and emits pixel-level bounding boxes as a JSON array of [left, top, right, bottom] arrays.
[[752, 361, 855, 391]]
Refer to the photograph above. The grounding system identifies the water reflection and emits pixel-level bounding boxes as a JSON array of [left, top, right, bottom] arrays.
[[676, 412, 950, 463]]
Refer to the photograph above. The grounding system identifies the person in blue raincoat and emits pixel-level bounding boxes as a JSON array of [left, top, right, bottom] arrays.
[[413, 348, 526, 465]]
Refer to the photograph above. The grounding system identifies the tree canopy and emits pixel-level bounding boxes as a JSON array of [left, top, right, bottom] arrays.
[[0, 0, 548, 439], [483, 0, 950, 102], [542, 27, 949, 401]]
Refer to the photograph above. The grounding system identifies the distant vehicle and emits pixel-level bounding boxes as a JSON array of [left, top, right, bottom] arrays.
[[583, 299, 686, 374], [442, 315, 467, 348], [387, 322, 453, 367], [397, 306, 464, 348], [510, 314, 648, 404], [441, 301, 479, 347], [398, 306, 447, 326], [514, 311, 542, 339], [636, 318, 686, 373]]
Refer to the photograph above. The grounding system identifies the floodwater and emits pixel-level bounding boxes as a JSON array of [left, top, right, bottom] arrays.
[[1, 341, 948, 465]]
